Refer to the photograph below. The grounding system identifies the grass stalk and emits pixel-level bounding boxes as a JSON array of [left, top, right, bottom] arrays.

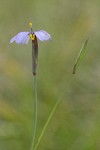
[[30, 75, 37, 150]]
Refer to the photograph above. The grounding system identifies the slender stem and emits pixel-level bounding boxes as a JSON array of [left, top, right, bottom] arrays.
[[30, 75, 38, 150], [33, 75, 74, 150], [33, 38, 88, 150]]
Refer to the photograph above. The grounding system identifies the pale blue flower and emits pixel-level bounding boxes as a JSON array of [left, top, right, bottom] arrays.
[[10, 30, 52, 45], [10, 23, 52, 75]]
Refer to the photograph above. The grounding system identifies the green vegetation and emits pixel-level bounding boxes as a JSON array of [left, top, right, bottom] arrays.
[[0, 0, 100, 150]]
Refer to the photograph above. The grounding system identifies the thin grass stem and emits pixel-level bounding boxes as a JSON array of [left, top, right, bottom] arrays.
[[30, 75, 37, 150]]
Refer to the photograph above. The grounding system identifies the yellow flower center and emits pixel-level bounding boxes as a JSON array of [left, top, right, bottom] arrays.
[[29, 33, 35, 40]]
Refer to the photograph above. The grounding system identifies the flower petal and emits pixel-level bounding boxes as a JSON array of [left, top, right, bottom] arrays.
[[34, 30, 52, 41], [10, 32, 30, 45]]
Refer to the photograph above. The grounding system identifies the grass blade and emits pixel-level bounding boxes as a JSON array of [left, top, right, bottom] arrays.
[[73, 38, 89, 74]]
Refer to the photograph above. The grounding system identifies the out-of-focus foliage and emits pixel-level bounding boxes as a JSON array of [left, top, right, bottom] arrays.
[[0, 0, 100, 150]]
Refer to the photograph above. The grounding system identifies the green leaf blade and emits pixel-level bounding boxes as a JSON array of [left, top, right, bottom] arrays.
[[73, 38, 89, 74]]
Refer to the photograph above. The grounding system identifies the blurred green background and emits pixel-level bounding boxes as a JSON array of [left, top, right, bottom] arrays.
[[0, 0, 100, 150]]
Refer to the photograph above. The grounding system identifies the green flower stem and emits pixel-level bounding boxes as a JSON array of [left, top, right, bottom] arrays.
[[30, 75, 37, 150]]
